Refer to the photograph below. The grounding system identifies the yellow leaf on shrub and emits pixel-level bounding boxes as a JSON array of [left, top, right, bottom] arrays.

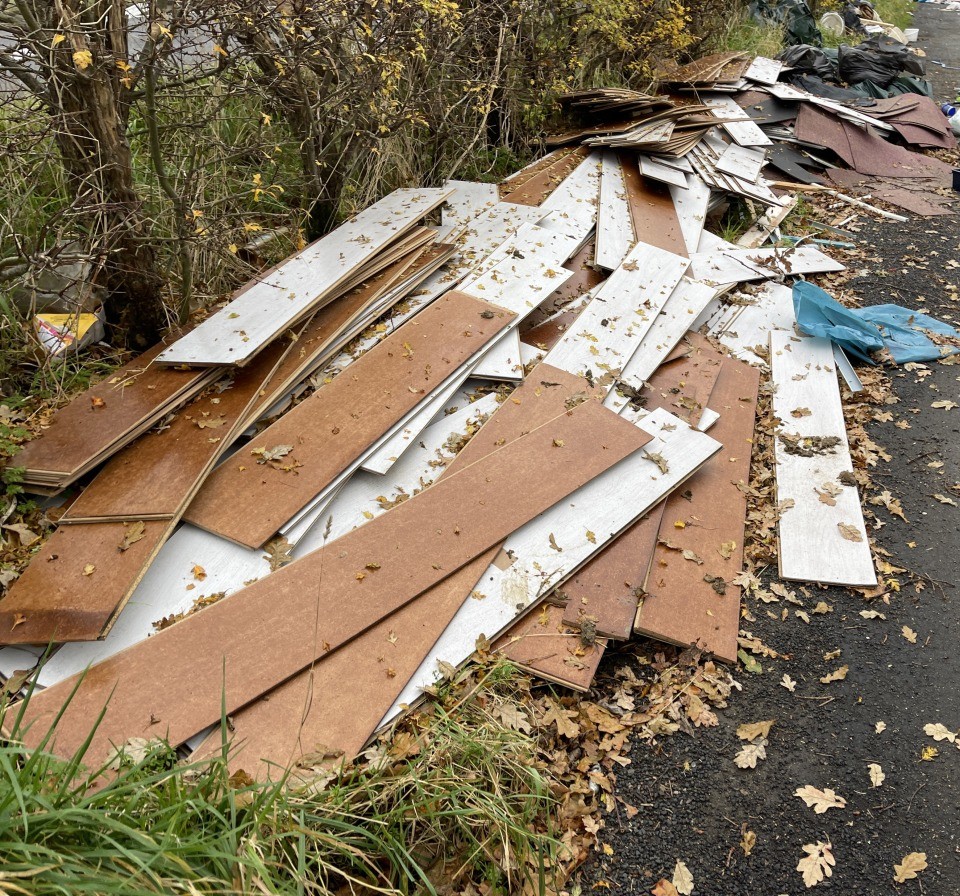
[[73, 49, 93, 70]]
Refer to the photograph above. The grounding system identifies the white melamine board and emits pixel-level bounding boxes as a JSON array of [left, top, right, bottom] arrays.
[[763, 83, 894, 132], [543, 242, 689, 383], [709, 281, 795, 366], [639, 156, 688, 188], [705, 95, 773, 147], [613, 278, 719, 394], [381, 406, 722, 726], [697, 408, 721, 432], [157, 188, 451, 367], [436, 181, 499, 241], [716, 143, 767, 183], [670, 175, 712, 256], [697, 231, 737, 254], [519, 340, 543, 368], [689, 245, 844, 286], [538, 152, 601, 249], [471, 328, 525, 381], [0, 645, 43, 680], [596, 151, 635, 271], [31, 397, 500, 690], [833, 344, 863, 393], [281, 486, 344, 546], [651, 154, 694, 174], [770, 331, 876, 586], [360, 372, 473, 474], [745, 56, 783, 85]]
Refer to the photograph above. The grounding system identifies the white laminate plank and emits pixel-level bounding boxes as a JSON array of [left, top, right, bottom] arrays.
[[436, 181, 500, 241], [595, 151, 635, 270], [381, 407, 722, 725], [670, 175, 712, 256], [543, 242, 690, 385], [708, 281, 795, 366], [833, 344, 864, 393], [639, 155, 689, 188], [538, 152, 602, 249], [158, 188, 451, 367], [770, 331, 876, 586], [763, 83, 894, 132], [745, 56, 783, 85], [689, 245, 844, 286], [715, 143, 767, 183], [705, 95, 773, 147], [471, 328, 525, 381]]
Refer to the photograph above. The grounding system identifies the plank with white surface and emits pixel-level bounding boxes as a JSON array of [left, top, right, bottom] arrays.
[[715, 143, 767, 182], [157, 188, 451, 367], [639, 155, 688, 188], [745, 56, 783, 85], [770, 331, 876, 586], [544, 242, 689, 385], [595, 151, 635, 270], [538, 152, 601, 250], [708, 281, 795, 366], [436, 181, 499, 241], [689, 245, 844, 285], [470, 328, 525, 381], [670, 175, 712, 256], [763, 82, 894, 132], [705, 95, 773, 147], [381, 407, 722, 726]]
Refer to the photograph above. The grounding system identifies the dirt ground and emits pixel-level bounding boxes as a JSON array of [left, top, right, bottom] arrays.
[[578, 8, 960, 894]]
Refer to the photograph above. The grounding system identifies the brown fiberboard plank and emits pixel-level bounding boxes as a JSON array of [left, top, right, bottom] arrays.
[[0, 519, 170, 644], [13, 342, 210, 487], [639, 332, 725, 428], [495, 602, 607, 692], [500, 149, 577, 195], [634, 354, 760, 663], [620, 156, 688, 258], [560, 502, 666, 640], [183, 292, 516, 549], [189, 364, 606, 776], [501, 146, 591, 207], [14, 398, 648, 765]]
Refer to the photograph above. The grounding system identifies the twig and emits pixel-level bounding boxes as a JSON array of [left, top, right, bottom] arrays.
[[769, 182, 908, 223]]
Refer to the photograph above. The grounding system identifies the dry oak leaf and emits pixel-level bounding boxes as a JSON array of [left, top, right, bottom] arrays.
[[868, 763, 885, 787], [893, 852, 927, 883], [860, 610, 886, 620], [820, 665, 848, 684], [837, 522, 863, 542], [741, 829, 757, 856], [797, 841, 835, 888], [118, 520, 146, 552], [923, 723, 956, 743], [781, 674, 797, 692], [541, 699, 580, 739], [902, 625, 917, 644], [934, 493, 958, 506], [651, 880, 678, 896], [672, 861, 694, 896], [876, 721, 887, 734], [737, 719, 774, 742], [795, 785, 846, 814], [931, 400, 958, 410], [734, 739, 767, 769]]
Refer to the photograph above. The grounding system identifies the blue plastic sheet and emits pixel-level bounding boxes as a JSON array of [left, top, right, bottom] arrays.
[[792, 281, 960, 365]]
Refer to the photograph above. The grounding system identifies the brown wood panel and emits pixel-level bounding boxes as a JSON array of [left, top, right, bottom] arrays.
[[0, 519, 171, 644], [620, 154, 688, 258], [188, 364, 616, 776], [15, 398, 648, 765], [560, 502, 666, 640], [501, 146, 591, 206], [500, 149, 577, 195], [183, 292, 516, 549], [13, 342, 210, 486], [634, 354, 760, 663], [496, 602, 606, 691], [638, 332, 725, 427]]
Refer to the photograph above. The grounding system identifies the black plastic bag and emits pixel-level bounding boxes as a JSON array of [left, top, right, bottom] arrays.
[[778, 44, 838, 80], [838, 34, 925, 87]]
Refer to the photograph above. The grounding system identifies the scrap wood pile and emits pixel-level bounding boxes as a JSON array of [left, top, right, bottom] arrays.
[[1, 50, 959, 786]]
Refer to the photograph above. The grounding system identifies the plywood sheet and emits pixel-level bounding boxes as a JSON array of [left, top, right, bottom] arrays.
[[157, 188, 451, 367], [13, 343, 211, 488], [183, 292, 515, 548], [14, 398, 646, 766], [620, 157, 687, 257], [634, 354, 761, 662], [770, 331, 876, 586]]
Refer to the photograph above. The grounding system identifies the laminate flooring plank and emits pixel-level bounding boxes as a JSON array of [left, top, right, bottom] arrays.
[[436, 181, 499, 241], [669, 175, 712, 256], [157, 188, 451, 367], [14, 398, 647, 766], [620, 158, 687, 257], [634, 354, 761, 663], [538, 152, 602, 249], [638, 156, 688, 189], [595, 151, 635, 271], [501, 147, 590, 207], [715, 143, 767, 183], [708, 281, 795, 366], [705, 95, 773, 147], [744, 56, 783, 85], [770, 331, 876, 586], [688, 245, 844, 286], [183, 293, 515, 549]]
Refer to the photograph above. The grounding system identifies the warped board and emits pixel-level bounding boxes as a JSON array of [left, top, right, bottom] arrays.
[[158, 189, 451, 367], [520, 239, 607, 332], [495, 603, 607, 691], [560, 502, 665, 640], [669, 175, 712, 256], [764, 81, 894, 133], [595, 151, 634, 270], [620, 158, 687, 257], [689, 245, 844, 286], [13, 343, 214, 490], [12, 399, 648, 767], [634, 353, 761, 662], [770, 332, 876, 586], [638, 155, 688, 189], [610, 278, 719, 400], [188, 367, 597, 775], [30, 396, 499, 689], [183, 293, 514, 548], [538, 151, 602, 250], [543, 242, 689, 386], [705, 95, 773, 147], [384, 407, 721, 725]]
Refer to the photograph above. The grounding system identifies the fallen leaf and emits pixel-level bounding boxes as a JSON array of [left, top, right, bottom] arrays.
[[651, 880, 678, 896], [876, 721, 886, 734], [923, 722, 956, 743], [920, 745, 939, 761], [837, 522, 863, 542], [934, 493, 958, 506], [812, 601, 832, 615], [719, 539, 736, 559], [118, 520, 146, 552], [797, 841, 835, 888], [796, 609, 810, 624], [740, 829, 756, 856], [931, 400, 958, 410], [781, 674, 797, 692], [734, 739, 767, 769], [82, 563, 95, 576], [868, 763, 885, 787], [860, 610, 886, 620], [2, 523, 40, 547], [893, 852, 927, 883], [795, 785, 846, 814], [251, 444, 294, 464], [902, 625, 917, 644], [737, 719, 774, 742], [196, 415, 227, 429], [820, 665, 848, 684], [672, 861, 694, 896], [737, 649, 762, 674]]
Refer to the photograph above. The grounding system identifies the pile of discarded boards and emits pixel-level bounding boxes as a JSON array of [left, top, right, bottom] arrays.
[[0, 53, 955, 780]]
